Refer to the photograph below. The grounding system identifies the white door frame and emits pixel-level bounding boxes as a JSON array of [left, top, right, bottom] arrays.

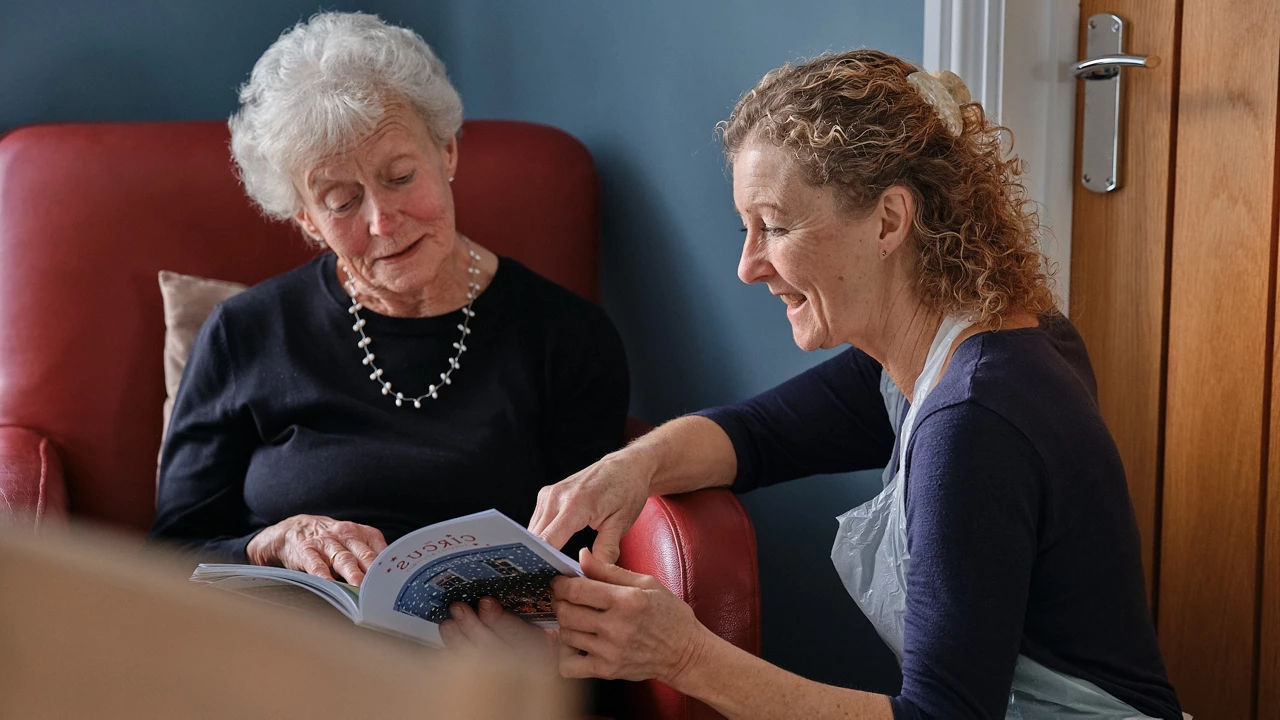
[[923, 0, 1080, 310]]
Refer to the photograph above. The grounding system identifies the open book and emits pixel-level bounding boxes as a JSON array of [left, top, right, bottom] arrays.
[[190, 509, 580, 647]]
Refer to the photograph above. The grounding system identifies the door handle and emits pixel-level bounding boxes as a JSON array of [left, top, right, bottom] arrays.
[[1073, 53, 1160, 81], [1075, 13, 1161, 193]]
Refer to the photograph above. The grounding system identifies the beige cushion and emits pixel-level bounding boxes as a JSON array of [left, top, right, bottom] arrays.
[[157, 271, 247, 451]]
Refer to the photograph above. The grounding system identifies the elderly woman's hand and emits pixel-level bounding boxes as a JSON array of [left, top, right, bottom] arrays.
[[439, 597, 559, 659], [553, 548, 708, 685], [246, 514, 387, 586], [529, 448, 653, 564]]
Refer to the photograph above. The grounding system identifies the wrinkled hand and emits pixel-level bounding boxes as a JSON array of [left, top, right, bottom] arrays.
[[439, 597, 558, 660], [529, 449, 652, 563], [552, 548, 707, 685], [246, 514, 387, 586]]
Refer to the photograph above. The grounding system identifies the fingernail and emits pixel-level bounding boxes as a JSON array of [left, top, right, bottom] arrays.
[[450, 603, 469, 619], [479, 597, 497, 611]]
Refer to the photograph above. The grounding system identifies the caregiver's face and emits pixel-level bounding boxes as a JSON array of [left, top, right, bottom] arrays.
[[732, 141, 881, 351]]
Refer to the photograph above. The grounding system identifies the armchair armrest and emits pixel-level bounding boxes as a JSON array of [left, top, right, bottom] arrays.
[[617, 488, 761, 720], [0, 426, 68, 528]]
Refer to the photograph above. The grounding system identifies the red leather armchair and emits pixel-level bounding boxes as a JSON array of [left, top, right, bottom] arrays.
[[0, 121, 758, 719]]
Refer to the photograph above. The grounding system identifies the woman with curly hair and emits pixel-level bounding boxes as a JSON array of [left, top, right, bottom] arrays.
[[513, 51, 1183, 718]]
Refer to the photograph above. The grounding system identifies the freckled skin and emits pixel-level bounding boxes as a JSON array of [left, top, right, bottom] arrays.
[[732, 142, 887, 351], [731, 141, 1040, 396]]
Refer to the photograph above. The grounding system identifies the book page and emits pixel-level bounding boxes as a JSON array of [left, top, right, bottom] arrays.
[[191, 564, 361, 619], [199, 575, 358, 617], [358, 510, 581, 646]]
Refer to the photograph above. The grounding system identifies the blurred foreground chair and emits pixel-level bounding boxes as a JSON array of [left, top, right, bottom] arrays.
[[0, 121, 759, 720], [0, 522, 574, 719]]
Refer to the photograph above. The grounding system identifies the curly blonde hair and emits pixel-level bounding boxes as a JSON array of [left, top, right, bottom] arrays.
[[720, 50, 1055, 325]]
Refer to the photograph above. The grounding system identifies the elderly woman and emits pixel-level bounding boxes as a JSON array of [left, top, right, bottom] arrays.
[[525, 51, 1182, 718], [150, 12, 628, 588]]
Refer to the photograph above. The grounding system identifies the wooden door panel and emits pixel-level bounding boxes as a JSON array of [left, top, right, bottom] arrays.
[[1069, 0, 1179, 602], [1160, 1, 1279, 718], [1264, 145, 1280, 720], [1071, 0, 1280, 716], [1265, 307, 1280, 720]]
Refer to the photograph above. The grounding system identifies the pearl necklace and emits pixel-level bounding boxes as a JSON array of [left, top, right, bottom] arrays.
[[340, 241, 481, 409]]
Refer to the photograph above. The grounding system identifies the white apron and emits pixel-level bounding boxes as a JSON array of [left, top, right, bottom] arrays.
[[829, 315, 1173, 719]]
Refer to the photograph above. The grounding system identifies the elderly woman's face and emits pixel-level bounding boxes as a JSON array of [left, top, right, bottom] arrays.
[[733, 142, 886, 351], [293, 104, 458, 307]]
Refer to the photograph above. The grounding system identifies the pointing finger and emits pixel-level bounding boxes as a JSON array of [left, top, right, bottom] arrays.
[[540, 512, 588, 553]]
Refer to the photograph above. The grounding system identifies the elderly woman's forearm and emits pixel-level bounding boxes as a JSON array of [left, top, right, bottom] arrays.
[[672, 627, 892, 720], [632, 415, 738, 496]]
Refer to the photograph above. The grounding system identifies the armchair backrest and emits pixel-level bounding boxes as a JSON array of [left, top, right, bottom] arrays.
[[0, 120, 599, 532]]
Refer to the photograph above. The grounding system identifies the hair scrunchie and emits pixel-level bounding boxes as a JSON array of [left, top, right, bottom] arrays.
[[906, 69, 972, 137]]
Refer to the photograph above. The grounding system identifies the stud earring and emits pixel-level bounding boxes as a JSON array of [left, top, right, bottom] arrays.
[[448, 176, 455, 183], [880, 249, 887, 258]]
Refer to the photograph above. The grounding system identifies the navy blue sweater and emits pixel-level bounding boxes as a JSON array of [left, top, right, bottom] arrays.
[[152, 253, 628, 561], [700, 315, 1180, 719]]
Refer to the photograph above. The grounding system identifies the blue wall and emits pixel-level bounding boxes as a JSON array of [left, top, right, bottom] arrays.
[[1, 0, 920, 693], [0, 1, 357, 130], [1, 0, 922, 425], [395, 2, 924, 423]]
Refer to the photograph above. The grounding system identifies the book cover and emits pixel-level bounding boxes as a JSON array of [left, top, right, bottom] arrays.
[[190, 509, 580, 647]]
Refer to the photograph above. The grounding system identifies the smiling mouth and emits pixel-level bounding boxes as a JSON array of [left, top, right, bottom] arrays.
[[379, 237, 422, 262], [778, 293, 806, 308]]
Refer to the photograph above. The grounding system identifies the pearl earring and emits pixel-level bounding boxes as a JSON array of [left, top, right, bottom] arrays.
[[448, 176, 455, 183]]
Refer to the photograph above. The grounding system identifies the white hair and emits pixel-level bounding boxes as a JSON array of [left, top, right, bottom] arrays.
[[229, 11, 463, 221]]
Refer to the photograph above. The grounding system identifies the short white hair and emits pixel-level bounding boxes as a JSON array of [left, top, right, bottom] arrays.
[[229, 11, 463, 221]]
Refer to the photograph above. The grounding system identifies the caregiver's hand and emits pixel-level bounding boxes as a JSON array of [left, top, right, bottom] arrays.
[[530, 447, 654, 564], [246, 514, 387, 586], [439, 597, 559, 658], [552, 548, 708, 685]]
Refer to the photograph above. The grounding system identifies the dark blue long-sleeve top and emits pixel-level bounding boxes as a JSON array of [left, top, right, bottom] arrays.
[[151, 253, 628, 561], [698, 314, 1181, 719]]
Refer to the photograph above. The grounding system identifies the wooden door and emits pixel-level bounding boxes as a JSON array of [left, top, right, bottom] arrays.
[[1069, 1, 1280, 718]]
